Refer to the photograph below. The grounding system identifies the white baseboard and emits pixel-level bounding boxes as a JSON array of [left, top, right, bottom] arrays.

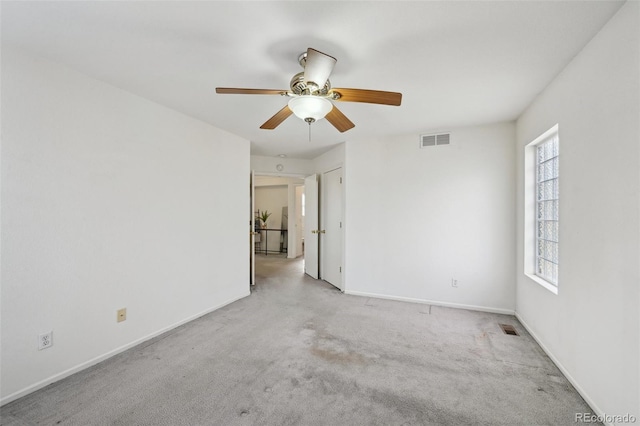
[[344, 290, 515, 315], [515, 313, 611, 426], [346, 291, 613, 424], [1, 291, 250, 406]]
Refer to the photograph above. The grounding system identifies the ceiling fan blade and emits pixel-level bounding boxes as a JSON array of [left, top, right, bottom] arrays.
[[260, 105, 293, 130], [303, 48, 337, 90], [216, 88, 287, 95], [325, 105, 355, 133], [331, 88, 402, 106]]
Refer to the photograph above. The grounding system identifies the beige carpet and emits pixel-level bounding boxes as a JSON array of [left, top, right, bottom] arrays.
[[1, 254, 598, 425]]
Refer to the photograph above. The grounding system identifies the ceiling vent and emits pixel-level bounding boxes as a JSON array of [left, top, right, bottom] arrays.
[[420, 133, 450, 148]]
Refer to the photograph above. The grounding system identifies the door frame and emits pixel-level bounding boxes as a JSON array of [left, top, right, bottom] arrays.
[[251, 172, 308, 279], [250, 171, 256, 286], [303, 173, 319, 279]]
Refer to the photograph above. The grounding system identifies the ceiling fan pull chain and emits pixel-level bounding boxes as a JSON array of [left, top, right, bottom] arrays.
[[308, 122, 312, 142]]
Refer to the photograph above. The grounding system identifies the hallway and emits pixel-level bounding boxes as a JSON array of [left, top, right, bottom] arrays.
[[1, 255, 597, 425]]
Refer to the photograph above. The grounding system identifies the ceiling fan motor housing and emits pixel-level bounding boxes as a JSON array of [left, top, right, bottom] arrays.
[[290, 72, 331, 96]]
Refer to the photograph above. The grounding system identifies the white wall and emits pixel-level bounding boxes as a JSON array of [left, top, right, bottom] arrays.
[[1, 48, 250, 403], [253, 176, 302, 186], [287, 182, 303, 259], [344, 123, 516, 313], [515, 2, 639, 420], [250, 155, 313, 176], [313, 143, 345, 174]]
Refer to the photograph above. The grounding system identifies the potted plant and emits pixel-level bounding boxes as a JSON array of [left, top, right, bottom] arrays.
[[256, 210, 271, 229]]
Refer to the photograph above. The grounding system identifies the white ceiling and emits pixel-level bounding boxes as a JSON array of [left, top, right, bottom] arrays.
[[2, 1, 623, 159]]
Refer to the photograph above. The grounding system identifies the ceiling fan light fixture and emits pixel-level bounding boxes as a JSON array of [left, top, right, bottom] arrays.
[[288, 96, 333, 123], [216, 48, 402, 133]]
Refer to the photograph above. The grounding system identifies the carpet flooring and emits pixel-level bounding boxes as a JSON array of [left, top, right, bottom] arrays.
[[1, 254, 599, 425]]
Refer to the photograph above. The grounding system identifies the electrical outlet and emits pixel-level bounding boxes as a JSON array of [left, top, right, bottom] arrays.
[[117, 308, 127, 323], [452, 279, 458, 288], [38, 331, 53, 350]]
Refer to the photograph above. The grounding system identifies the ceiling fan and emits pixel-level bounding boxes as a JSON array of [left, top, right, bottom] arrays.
[[216, 48, 402, 133]]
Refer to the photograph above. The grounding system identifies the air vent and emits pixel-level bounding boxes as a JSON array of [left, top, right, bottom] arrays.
[[436, 133, 450, 145], [421, 135, 436, 147], [499, 324, 519, 336], [420, 133, 451, 148]]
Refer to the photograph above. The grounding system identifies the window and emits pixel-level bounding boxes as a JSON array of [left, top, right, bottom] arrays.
[[524, 124, 559, 293], [535, 133, 559, 286]]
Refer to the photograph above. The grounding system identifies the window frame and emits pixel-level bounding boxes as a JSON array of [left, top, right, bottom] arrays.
[[524, 124, 559, 294], [534, 134, 559, 286]]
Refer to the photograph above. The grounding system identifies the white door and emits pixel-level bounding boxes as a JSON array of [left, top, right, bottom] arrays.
[[304, 174, 319, 279], [321, 168, 343, 290], [295, 185, 304, 257], [250, 170, 256, 286]]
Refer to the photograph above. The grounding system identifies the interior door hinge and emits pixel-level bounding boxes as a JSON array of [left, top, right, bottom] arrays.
[[339, 266, 342, 273], [339, 177, 342, 184], [340, 221, 342, 228]]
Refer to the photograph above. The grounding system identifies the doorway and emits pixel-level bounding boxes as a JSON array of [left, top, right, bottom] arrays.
[[251, 175, 305, 285], [250, 171, 344, 292]]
